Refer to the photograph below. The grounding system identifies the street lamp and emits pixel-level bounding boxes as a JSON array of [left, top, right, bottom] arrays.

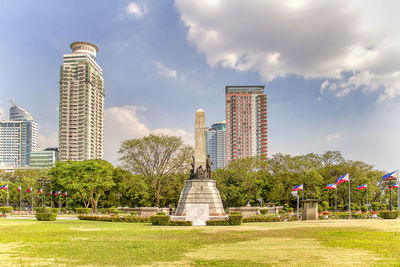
[[38, 177, 50, 213]]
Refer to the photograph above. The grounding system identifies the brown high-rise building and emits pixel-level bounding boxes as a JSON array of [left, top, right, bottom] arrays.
[[58, 42, 104, 161], [225, 86, 267, 165]]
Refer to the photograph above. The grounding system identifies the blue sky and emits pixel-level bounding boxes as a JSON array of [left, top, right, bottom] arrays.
[[1, 0, 400, 171]]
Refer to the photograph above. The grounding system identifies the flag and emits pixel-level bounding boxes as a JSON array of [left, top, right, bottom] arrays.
[[62, 192, 67, 196], [292, 184, 303, 191], [0, 184, 8, 190], [48, 191, 52, 196], [326, 183, 337, 189], [17, 186, 21, 192], [382, 171, 397, 180], [357, 184, 368, 190], [54, 190, 60, 196], [26, 187, 32, 193], [390, 183, 399, 189], [36, 188, 42, 194], [335, 173, 349, 185]]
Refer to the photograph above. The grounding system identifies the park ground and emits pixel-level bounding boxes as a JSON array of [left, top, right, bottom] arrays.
[[0, 218, 400, 266]]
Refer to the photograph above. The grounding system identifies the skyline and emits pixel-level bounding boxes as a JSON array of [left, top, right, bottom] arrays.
[[1, 1, 400, 171]]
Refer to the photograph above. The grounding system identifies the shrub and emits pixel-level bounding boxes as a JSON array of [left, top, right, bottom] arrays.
[[243, 214, 281, 223], [283, 203, 290, 212], [380, 203, 387, 211], [131, 211, 138, 216], [318, 206, 323, 213], [228, 214, 242, 225], [157, 212, 166, 216], [321, 201, 329, 211], [206, 220, 229, 226], [361, 206, 367, 212], [150, 215, 170, 225], [36, 213, 57, 221], [260, 209, 268, 215], [77, 215, 150, 223], [230, 211, 241, 215], [169, 221, 192, 226], [351, 213, 368, 219], [278, 210, 286, 215], [75, 208, 92, 214], [371, 202, 380, 211], [0, 207, 13, 214], [379, 211, 399, 219], [288, 207, 294, 212]]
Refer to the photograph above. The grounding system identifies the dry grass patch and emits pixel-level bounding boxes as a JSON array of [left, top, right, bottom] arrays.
[[184, 236, 382, 266]]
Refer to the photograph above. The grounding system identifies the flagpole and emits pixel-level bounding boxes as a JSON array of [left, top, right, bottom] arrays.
[[366, 185, 368, 212], [51, 193, 53, 209], [335, 186, 337, 213], [348, 175, 351, 218], [19, 188, 22, 211], [31, 191, 33, 213], [6, 186, 8, 207], [297, 193, 299, 219], [398, 169, 399, 212]]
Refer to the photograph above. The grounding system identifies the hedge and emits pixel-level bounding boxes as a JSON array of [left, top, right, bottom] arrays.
[[206, 220, 229, 226], [150, 215, 170, 225], [206, 215, 242, 226], [169, 220, 192, 226], [36, 213, 57, 221], [75, 208, 92, 214], [0, 207, 13, 214], [78, 215, 150, 223], [379, 211, 399, 219], [34, 207, 59, 213]]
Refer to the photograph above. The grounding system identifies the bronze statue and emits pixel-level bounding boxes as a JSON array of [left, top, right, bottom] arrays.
[[189, 155, 195, 179], [206, 154, 213, 178], [196, 165, 206, 179]]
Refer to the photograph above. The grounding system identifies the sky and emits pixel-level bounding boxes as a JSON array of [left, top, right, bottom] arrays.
[[0, 0, 400, 171]]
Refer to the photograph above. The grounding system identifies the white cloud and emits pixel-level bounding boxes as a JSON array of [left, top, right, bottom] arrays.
[[125, 1, 148, 19], [155, 62, 178, 78], [104, 105, 193, 166], [175, 0, 400, 101], [325, 133, 341, 142], [38, 131, 58, 150]]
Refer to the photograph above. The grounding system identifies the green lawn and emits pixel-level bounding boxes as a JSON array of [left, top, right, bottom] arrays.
[[0, 219, 400, 266]]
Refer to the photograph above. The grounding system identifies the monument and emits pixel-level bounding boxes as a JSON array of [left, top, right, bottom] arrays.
[[174, 109, 226, 225]]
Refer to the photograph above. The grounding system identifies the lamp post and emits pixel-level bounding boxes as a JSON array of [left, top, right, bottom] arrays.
[[38, 177, 50, 213]]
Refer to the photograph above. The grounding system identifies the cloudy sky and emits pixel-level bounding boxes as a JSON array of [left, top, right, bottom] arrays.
[[1, 0, 399, 171]]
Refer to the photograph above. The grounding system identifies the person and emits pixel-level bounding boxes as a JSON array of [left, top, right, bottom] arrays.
[[196, 165, 205, 179]]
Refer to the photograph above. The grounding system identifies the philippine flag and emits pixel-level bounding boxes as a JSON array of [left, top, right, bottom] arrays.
[[335, 173, 349, 185], [292, 184, 303, 191], [36, 188, 42, 194], [326, 183, 337, 189], [382, 171, 398, 181], [357, 184, 368, 190], [54, 190, 60, 196], [26, 187, 32, 193], [17, 186, 21, 192], [390, 183, 399, 189], [62, 192, 67, 196], [48, 191, 52, 196], [0, 184, 8, 190]]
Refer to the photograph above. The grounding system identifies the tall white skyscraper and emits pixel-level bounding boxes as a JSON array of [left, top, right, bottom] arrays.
[[59, 42, 104, 161], [0, 101, 38, 168], [206, 121, 226, 170], [225, 86, 267, 165]]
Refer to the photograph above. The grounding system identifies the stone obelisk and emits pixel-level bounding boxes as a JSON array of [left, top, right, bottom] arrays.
[[174, 109, 226, 224], [194, 109, 206, 170]]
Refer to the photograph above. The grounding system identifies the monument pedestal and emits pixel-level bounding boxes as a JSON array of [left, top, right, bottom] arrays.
[[175, 179, 226, 218]]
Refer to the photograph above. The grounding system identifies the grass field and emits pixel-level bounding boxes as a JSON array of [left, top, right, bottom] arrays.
[[0, 218, 400, 266]]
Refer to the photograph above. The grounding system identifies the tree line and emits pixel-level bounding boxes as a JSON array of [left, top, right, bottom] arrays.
[[0, 134, 395, 211]]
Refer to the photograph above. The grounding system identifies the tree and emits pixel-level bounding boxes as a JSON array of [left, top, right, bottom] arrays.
[[227, 156, 268, 204], [49, 160, 115, 211], [119, 134, 193, 207]]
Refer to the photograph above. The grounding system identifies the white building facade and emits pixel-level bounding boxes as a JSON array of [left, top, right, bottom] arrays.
[[0, 101, 38, 168], [59, 42, 104, 161]]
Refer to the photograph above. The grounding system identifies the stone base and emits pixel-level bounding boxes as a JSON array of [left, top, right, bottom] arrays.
[[175, 178, 225, 217]]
